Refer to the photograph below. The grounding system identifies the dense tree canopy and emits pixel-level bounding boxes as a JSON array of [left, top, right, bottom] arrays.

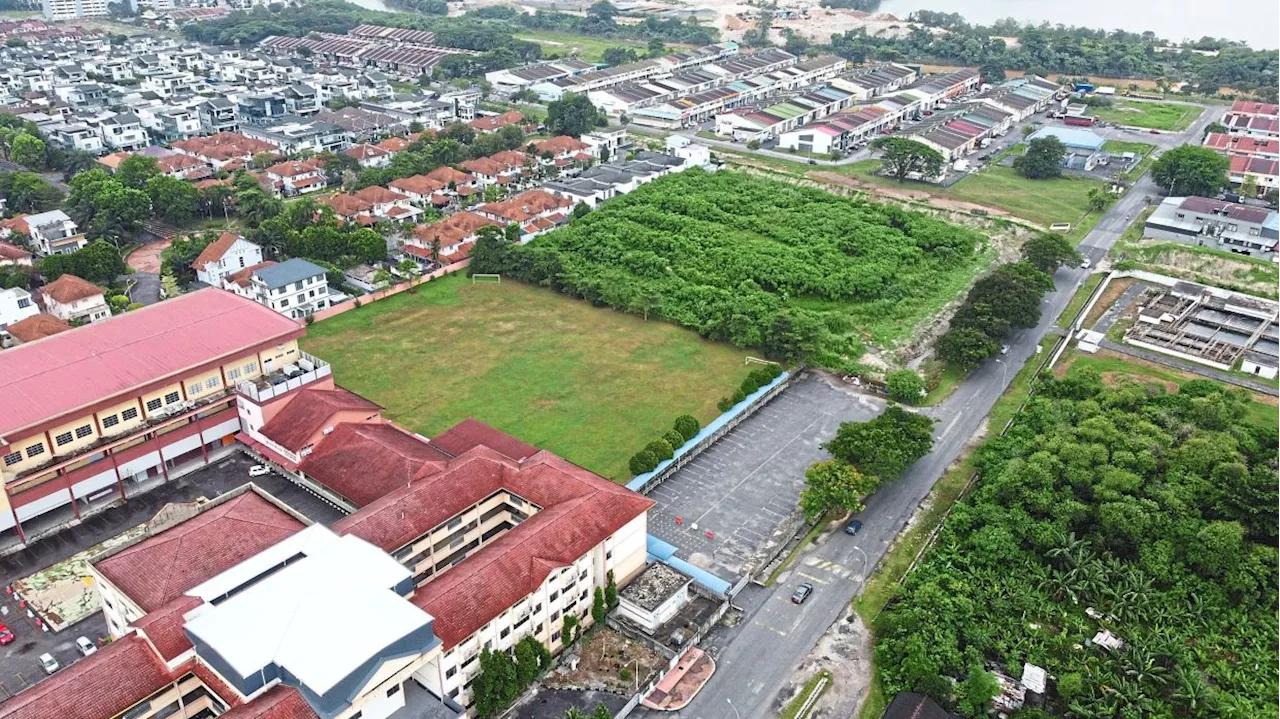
[[875, 370, 1279, 717], [872, 138, 945, 183], [936, 262, 1053, 370], [1014, 136, 1066, 179], [39, 240, 124, 284], [546, 93, 604, 138], [825, 404, 935, 481], [469, 170, 988, 368], [1021, 232, 1081, 274], [1151, 145, 1230, 197], [0, 171, 64, 213]]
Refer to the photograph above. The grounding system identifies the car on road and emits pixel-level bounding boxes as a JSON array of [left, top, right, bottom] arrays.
[[1080, 257, 1091, 269], [1000, 344, 1010, 355], [248, 465, 271, 477], [76, 636, 97, 657], [844, 519, 863, 536], [1148, 129, 1160, 134], [0, 623, 13, 645], [39, 653, 59, 675], [791, 582, 814, 604]]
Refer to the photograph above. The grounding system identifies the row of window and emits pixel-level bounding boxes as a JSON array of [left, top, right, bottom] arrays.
[[187, 376, 221, 397], [53, 424, 94, 446]]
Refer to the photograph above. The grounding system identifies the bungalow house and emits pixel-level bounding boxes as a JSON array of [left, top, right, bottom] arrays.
[[3, 210, 86, 255], [477, 189, 573, 239], [532, 136, 594, 168], [171, 132, 277, 170], [97, 112, 149, 152], [319, 193, 376, 224], [426, 166, 478, 199], [468, 110, 527, 134], [2, 312, 71, 345], [192, 233, 264, 286], [264, 159, 327, 196], [40, 273, 111, 324], [375, 136, 412, 155], [156, 153, 212, 181], [343, 143, 392, 169], [353, 186, 421, 223], [0, 241, 33, 266], [404, 211, 498, 265], [389, 174, 449, 208]]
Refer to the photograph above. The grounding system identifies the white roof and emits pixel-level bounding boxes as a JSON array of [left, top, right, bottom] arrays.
[[184, 525, 433, 695]]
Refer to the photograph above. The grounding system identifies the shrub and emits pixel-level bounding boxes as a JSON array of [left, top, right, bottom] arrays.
[[629, 449, 659, 475], [662, 429, 686, 451], [673, 414, 700, 441], [885, 369, 926, 404], [731, 389, 747, 405], [645, 438, 674, 461], [717, 396, 735, 412], [619, 668, 632, 681]]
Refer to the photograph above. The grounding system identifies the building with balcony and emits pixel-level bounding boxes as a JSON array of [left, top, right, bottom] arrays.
[[3, 209, 85, 255], [40, 273, 110, 325], [0, 287, 39, 339], [227, 258, 333, 319], [192, 233, 264, 286], [0, 289, 306, 542]]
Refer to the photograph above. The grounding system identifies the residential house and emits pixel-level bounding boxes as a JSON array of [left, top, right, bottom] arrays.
[[2, 312, 70, 346], [426, 166, 478, 199], [199, 97, 239, 134], [389, 174, 449, 208], [318, 193, 375, 224], [532, 136, 593, 169], [468, 109, 526, 134], [97, 112, 149, 152], [229, 257, 332, 319], [40, 273, 110, 324], [192, 233, 265, 286], [0, 241, 32, 266], [354, 185, 421, 223], [172, 132, 276, 171], [477, 189, 573, 239], [45, 122, 105, 154], [0, 287, 39, 340], [5, 210, 85, 255], [263, 159, 327, 196], [1221, 100, 1279, 139], [156, 153, 213, 181], [343, 143, 392, 168], [1229, 155, 1279, 198], [241, 117, 352, 156], [404, 211, 498, 265]]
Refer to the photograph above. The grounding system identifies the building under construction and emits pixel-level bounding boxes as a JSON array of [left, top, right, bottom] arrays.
[[1126, 281, 1279, 379]]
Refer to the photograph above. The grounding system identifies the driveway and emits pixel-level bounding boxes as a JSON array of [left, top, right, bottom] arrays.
[[124, 239, 170, 306]]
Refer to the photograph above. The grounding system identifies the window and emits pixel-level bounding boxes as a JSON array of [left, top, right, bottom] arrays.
[[1228, 223, 1238, 232], [3, 452, 21, 466], [206, 377, 218, 390], [122, 407, 139, 421], [447, 516, 463, 530], [227, 367, 241, 381], [189, 383, 203, 396], [552, 631, 561, 641], [146, 398, 163, 411], [243, 362, 257, 374], [500, 627, 510, 639], [25, 443, 44, 459], [294, 281, 303, 291], [280, 298, 289, 308], [164, 391, 180, 404], [549, 591, 559, 601], [55, 432, 73, 446], [75, 425, 92, 439], [446, 667, 457, 678], [387, 685, 400, 697], [16, 297, 30, 309], [102, 414, 119, 428]]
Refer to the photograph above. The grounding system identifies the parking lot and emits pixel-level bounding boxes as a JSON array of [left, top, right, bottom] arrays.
[[0, 450, 347, 699], [647, 374, 882, 582]]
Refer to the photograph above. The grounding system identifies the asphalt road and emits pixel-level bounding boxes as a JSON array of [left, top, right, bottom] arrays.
[[667, 103, 1221, 719]]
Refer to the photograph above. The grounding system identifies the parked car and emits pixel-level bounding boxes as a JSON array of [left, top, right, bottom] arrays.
[[1080, 257, 1092, 269], [1148, 129, 1160, 134], [0, 623, 13, 645], [248, 465, 270, 477], [844, 519, 863, 536], [39, 653, 59, 675], [791, 582, 814, 604], [1000, 345, 1010, 355], [76, 636, 97, 657]]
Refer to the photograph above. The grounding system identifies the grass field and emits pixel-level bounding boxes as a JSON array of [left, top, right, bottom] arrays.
[[300, 274, 752, 481], [513, 31, 649, 63], [1056, 272, 1106, 329], [1092, 101, 1197, 131]]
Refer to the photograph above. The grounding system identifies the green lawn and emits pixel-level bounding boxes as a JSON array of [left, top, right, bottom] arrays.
[[944, 166, 1103, 230], [1056, 272, 1106, 329], [513, 31, 649, 63], [300, 274, 752, 481], [1101, 139, 1155, 157], [1092, 101, 1198, 131]]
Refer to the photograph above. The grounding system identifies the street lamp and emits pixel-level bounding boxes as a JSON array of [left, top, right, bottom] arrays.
[[994, 358, 1008, 387], [726, 698, 742, 719]]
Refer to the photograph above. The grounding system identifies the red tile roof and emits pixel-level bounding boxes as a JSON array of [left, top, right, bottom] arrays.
[[299, 422, 451, 507], [40, 274, 102, 305], [218, 685, 317, 719], [95, 490, 306, 612], [0, 215, 29, 236], [1229, 100, 1279, 116], [480, 189, 572, 223], [0, 289, 301, 438], [343, 144, 390, 161], [389, 174, 446, 196], [533, 136, 589, 156], [410, 212, 498, 247], [372, 449, 654, 649], [430, 417, 537, 461], [376, 137, 410, 154], [173, 132, 276, 162], [192, 232, 242, 271], [426, 166, 474, 186], [469, 110, 526, 133], [319, 193, 373, 218], [266, 159, 322, 179], [0, 633, 173, 719], [353, 186, 409, 205], [4, 313, 70, 343], [133, 594, 203, 661], [225, 260, 276, 288], [258, 387, 382, 453]]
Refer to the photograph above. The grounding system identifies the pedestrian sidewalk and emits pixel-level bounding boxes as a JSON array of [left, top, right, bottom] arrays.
[[641, 648, 715, 711]]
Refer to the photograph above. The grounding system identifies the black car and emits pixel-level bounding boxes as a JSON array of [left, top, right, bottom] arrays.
[[844, 519, 863, 536], [791, 582, 814, 604]]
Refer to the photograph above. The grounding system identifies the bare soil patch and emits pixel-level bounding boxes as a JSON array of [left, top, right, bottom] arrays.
[[1082, 277, 1136, 329], [545, 629, 668, 694]]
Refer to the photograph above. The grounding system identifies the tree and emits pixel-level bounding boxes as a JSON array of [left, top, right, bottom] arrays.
[[957, 663, 1000, 717], [1239, 173, 1259, 198], [9, 133, 45, 169], [825, 406, 934, 481], [1087, 186, 1111, 211], [164, 231, 216, 283], [1021, 232, 1081, 273], [1151, 145, 1229, 197], [572, 202, 591, 219], [629, 448, 659, 475], [39, 240, 124, 284], [872, 137, 944, 182], [474, 649, 518, 717], [373, 269, 394, 288], [647, 37, 665, 57], [117, 154, 160, 190], [146, 175, 199, 225], [592, 587, 607, 625], [233, 172, 283, 227], [673, 414, 700, 441], [644, 438, 674, 461], [782, 29, 809, 56], [800, 459, 876, 519], [1014, 136, 1066, 179], [936, 326, 999, 369], [1020, 124, 1036, 138], [546, 93, 602, 138], [591, 704, 612, 719], [0, 171, 64, 213], [601, 47, 638, 66], [562, 615, 579, 645], [605, 570, 618, 609], [885, 369, 925, 404], [978, 59, 1006, 83]]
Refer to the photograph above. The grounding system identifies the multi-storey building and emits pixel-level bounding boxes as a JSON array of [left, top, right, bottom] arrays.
[[0, 289, 308, 541], [192, 232, 265, 286], [40, 273, 110, 324], [226, 258, 333, 320], [41, 0, 107, 22]]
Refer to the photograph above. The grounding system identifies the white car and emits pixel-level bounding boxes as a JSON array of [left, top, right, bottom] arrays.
[[75, 636, 96, 657], [39, 653, 59, 675], [1080, 258, 1091, 269], [248, 465, 271, 477]]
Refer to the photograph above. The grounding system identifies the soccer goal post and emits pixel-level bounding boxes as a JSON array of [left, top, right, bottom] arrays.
[[745, 356, 780, 367], [472, 274, 501, 284]]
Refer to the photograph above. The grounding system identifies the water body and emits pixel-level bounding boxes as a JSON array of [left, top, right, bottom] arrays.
[[881, 0, 1278, 49], [345, 0, 396, 13]]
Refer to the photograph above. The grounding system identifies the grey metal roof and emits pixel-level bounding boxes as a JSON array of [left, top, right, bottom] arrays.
[[254, 258, 326, 289]]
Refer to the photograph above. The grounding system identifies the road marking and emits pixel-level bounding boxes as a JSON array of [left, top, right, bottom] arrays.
[[796, 572, 826, 585]]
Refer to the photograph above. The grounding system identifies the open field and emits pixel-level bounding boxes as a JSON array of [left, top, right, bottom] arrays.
[[1056, 272, 1106, 329], [513, 30, 648, 63], [1092, 100, 1197, 131], [300, 273, 752, 481]]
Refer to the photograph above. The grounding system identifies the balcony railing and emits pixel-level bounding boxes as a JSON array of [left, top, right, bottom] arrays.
[[236, 351, 331, 403]]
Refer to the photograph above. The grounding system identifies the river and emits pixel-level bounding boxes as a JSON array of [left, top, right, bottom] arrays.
[[881, 0, 1278, 49]]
